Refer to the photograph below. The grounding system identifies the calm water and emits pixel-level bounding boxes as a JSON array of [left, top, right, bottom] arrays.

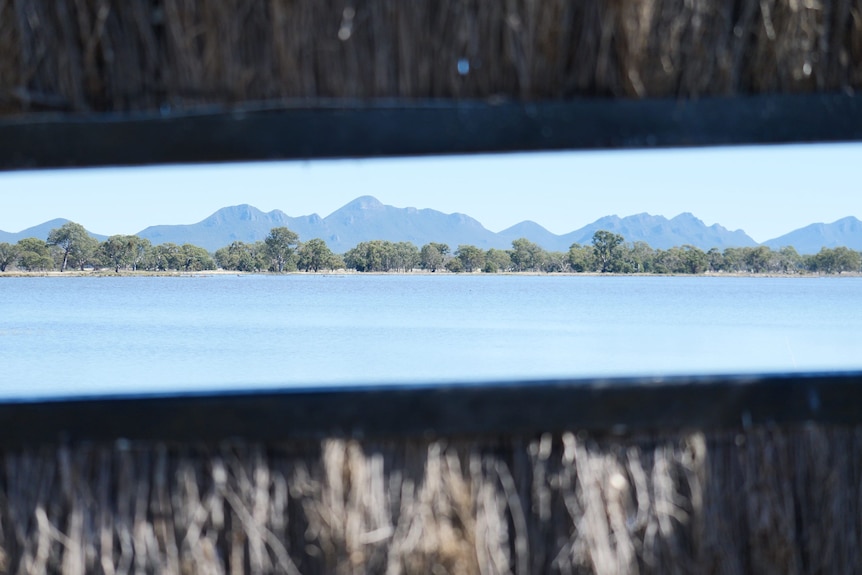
[[1, 274, 861, 399]]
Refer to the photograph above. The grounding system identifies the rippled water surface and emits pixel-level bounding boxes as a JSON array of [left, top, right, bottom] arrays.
[[2, 274, 860, 398]]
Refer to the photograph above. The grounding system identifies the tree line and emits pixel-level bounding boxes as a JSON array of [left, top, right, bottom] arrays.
[[0, 224, 217, 273], [1, 222, 860, 275], [344, 232, 861, 274]]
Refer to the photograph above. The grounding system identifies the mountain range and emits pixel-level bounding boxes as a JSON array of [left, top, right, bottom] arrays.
[[1, 196, 859, 255], [762, 216, 862, 254], [0, 218, 109, 246]]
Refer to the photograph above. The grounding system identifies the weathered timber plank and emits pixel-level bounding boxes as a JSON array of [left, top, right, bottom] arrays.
[[1, 371, 859, 446], [1, 93, 861, 170]]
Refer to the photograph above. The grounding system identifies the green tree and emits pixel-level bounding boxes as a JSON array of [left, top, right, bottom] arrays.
[[214, 241, 268, 272], [16, 238, 54, 271], [344, 241, 371, 272], [542, 251, 569, 273], [774, 246, 803, 273], [420, 243, 449, 272], [706, 248, 724, 272], [214, 243, 235, 270], [567, 243, 592, 272], [344, 240, 399, 272], [265, 227, 299, 272], [252, 242, 272, 271], [591, 230, 625, 273], [808, 247, 862, 274], [510, 238, 545, 272], [47, 222, 96, 272], [483, 248, 512, 273], [651, 245, 707, 274], [626, 241, 656, 273], [652, 249, 676, 274], [680, 245, 708, 274], [152, 242, 183, 271], [429, 243, 450, 257], [128, 238, 152, 271], [445, 258, 464, 273], [721, 247, 746, 272], [297, 238, 338, 272], [455, 244, 485, 272], [391, 242, 420, 272], [744, 246, 772, 273], [180, 244, 216, 271], [0, 242, 18, 272], [100, 235, 139, 272], [99, 235, 150, 272], [71, 234, 100, 270]]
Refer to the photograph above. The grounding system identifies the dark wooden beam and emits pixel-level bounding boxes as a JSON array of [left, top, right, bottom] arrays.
[[1, 371, 859, 446], [2, 93, 861, 170]]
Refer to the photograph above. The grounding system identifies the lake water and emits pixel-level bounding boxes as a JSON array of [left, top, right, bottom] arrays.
[[1, 274, 861, 399]]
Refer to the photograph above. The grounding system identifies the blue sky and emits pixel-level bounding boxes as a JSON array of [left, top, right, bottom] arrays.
[[0, 142, 859, 243]]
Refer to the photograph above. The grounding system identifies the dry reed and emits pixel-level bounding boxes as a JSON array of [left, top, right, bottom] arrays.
[[1, 425, 861, 574], [2, 0, 861, 115]]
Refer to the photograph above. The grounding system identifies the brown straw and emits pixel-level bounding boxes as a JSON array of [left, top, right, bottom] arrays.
[[2, 0, 861, 115]]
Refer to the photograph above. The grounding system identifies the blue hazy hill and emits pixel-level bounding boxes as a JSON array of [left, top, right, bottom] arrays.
[[561, 213, 757, 251], [762, 216, 862, 254], [136, 204, 316, 249], [0, 218, 107, 244], [130, 199, 762, 253], [320, 196, 504, 252], [4, 197, 857, 255], [136, 196, 505, 252], [497, 220, 565, 250]]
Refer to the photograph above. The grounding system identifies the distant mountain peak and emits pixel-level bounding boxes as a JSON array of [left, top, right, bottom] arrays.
[[18, 217, 72, 232], [205, 204, 264, 223], [559, 211, 758, 250], [344, 196, 385, 210], [832, 215, 862, 227], [501, 220, 551, 234], [226, 204, 256, 212], [0, 218, 106, 244], [763, 215, 862, 254], [595, 214, 623, 223]]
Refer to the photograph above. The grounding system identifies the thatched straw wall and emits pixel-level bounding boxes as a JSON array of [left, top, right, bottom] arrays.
[[2, 425, 860, 574], [2, 0, 862, 115]]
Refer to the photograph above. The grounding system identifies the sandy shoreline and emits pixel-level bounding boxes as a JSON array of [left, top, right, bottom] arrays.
[[1, 269, 857, 278]]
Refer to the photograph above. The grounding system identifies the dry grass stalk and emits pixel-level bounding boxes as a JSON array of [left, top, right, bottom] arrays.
[[1, 426, 862, 573], [2, 0, 861, 116]]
